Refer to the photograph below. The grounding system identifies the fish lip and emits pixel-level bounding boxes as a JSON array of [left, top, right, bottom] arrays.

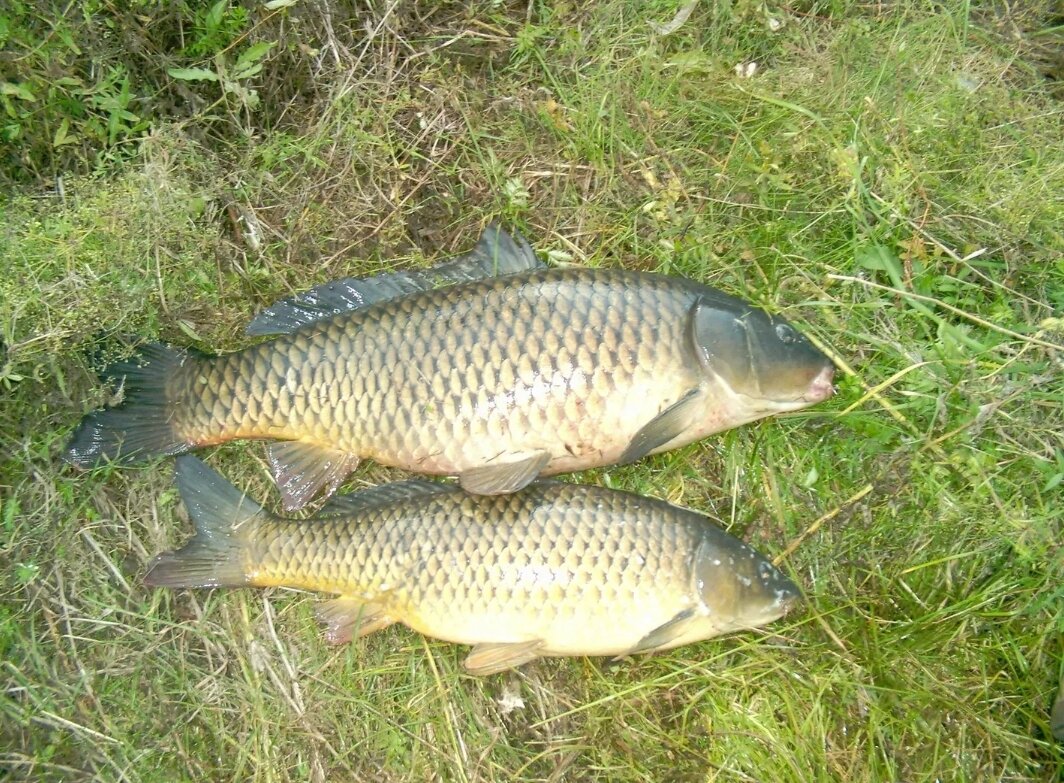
[[778, 586, 804, 614], [801, 363, 837, 404], [770, 573, 804, 616]]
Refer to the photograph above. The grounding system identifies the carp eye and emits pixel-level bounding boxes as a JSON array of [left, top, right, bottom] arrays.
[[774, 323, 798, 344]]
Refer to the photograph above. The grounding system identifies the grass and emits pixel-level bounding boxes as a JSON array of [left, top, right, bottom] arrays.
[[2, 1, 1062, 780]]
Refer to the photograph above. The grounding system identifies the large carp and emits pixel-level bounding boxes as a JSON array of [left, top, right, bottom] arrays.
[[67, 225, 835, 509], [146, 456, 802, 674]]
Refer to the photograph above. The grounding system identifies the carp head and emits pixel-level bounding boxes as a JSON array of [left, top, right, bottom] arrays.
[[691, 300, 836, 412], [692, 533, 802, 633]]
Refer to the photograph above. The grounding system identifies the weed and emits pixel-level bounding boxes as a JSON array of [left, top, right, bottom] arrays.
[[1, 1, 1062, 781]]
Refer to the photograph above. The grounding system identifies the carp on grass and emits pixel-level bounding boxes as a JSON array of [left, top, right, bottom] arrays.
[[146, 456, 802, 674], [68, 225, 835, 509]]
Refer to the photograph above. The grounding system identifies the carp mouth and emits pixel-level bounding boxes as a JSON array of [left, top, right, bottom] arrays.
[[775, 584, 803, 616], [729, 362, 837, 412], [800, 364, 837, 404]]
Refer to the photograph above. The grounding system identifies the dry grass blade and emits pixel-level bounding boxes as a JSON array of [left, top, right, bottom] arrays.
[[772, 484, 875, 566], [828, 275, 1064, 352]]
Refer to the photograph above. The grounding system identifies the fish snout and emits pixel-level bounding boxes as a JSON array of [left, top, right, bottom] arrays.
[[761, 561, 800, 617], [803, 363, 836, 403], [776, 579, 803, 615]]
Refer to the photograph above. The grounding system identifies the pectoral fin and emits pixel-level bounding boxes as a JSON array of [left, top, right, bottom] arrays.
[[463, 640, 546, 675], [266, 441, 361, 511], [316, 597, 395, 644], [626, 608, 698, 656], [619, 388, 703, 465], [459, 451, 551, 495]]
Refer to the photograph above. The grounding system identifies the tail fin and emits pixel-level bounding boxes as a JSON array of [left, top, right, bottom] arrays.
[[145, 456, 265, 589], [65, 342, 193, 467]]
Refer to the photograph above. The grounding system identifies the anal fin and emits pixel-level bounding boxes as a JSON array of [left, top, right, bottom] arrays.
[[463, 640, 546, 676], [619, 388, 703, 465], [459, 451, 551, 495], [316, 597, 395, 644], [267, 441, 361, 511]]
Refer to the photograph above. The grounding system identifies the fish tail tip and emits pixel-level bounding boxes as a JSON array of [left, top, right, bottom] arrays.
[[66, 341, 195, 466], [64, 407, 187, 467], [145, 457, 265, 591], [144, 551, 247, 589], [64, 413, 109, 467]]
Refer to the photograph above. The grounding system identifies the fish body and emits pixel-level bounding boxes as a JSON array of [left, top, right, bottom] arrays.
[[67, 226, 835, 508], [146, 456, 801, 674]]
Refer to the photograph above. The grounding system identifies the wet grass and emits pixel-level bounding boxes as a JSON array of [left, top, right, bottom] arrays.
[[2, 1, 1062, 781]]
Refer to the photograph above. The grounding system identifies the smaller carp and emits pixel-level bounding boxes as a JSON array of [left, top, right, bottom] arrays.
[[146, 457, 801, 674]]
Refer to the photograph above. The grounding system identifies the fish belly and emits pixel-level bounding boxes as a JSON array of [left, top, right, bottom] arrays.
[[403, 594, 693, 657]]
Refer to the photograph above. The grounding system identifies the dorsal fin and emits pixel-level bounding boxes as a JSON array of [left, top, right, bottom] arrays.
[[246, 223, 544, 336], [319, 479, 454, 516]]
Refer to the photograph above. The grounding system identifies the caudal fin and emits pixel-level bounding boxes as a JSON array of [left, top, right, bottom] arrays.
[[145, 456, 265, 589], [65, 343, 193, 467]]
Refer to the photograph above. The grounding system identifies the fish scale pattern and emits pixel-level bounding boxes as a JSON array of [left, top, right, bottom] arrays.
[[164, 268, 705, 475], [246, 483, 705, 649]]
